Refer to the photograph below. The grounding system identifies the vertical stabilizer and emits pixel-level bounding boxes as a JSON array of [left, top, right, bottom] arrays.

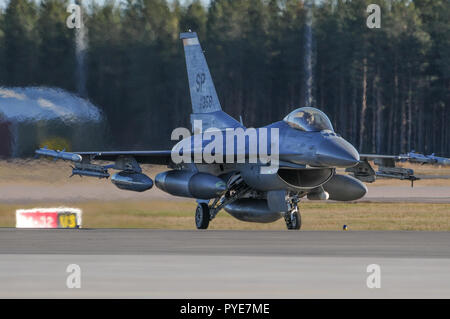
[[180, 32, 222, 114], [180, 32, 243, 131]]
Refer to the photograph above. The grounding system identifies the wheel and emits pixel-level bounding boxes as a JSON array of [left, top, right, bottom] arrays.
[[195, 203, 210, 229], [285, 209, 301, 230]]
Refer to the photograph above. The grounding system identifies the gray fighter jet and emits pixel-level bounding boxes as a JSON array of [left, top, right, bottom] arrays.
[[35, 32, 447, 230]]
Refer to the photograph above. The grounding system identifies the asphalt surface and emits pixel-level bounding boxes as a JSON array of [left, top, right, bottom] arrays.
[[1, 229, 450, 298], [1, 229, 450, 258]]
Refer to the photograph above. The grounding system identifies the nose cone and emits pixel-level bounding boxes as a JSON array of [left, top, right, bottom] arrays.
[[316, 137, 359, 168]]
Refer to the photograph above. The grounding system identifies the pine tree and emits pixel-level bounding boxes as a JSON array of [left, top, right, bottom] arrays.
[[3, 0, 39, 85]]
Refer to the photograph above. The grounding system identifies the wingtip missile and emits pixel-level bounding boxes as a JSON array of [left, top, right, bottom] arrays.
[[427, 153, 450, 166], [402, 150, 450, 166], [35, 148, 82, 163]]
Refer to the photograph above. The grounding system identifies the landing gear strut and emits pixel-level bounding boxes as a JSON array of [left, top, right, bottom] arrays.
[[284, 202, 301, 230], [195, 174, 251, 230], [195, 203, 210, 229]]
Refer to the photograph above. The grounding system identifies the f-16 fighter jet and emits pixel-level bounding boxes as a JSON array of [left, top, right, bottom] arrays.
[[35, 32, 448, 230]]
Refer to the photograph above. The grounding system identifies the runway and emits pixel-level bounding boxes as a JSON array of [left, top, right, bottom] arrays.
[[0, 229, 449, 298]]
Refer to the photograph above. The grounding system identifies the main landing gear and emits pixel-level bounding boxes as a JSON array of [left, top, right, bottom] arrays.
[[194, 174, 303, 231], [195, 174, 251, 230], [195, 203, 210, 229], [196, 200, 302, 230]]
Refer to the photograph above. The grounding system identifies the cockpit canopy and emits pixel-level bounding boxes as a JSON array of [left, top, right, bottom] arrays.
[[283, 107, 334, 132]]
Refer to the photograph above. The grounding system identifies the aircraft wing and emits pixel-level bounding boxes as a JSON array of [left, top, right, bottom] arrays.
[[36, 145, 284, 167], [75, 150, 173, 165], [361, 152, 450, 166], [36, 148, 173, 164]]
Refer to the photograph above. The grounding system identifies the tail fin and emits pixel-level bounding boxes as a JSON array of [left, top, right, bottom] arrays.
[[180, 32, 242, 131], [180, 32, 221, 114]]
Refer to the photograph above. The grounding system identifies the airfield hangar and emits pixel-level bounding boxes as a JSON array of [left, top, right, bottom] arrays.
[[0, 87, 105, 157]]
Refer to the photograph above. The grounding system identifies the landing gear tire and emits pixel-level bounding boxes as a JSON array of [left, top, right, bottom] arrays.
[[285, 209, 301, 230], [195, 203, 210, 230]]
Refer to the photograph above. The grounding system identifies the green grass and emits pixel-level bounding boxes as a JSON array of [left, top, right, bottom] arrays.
[[1, 200, 450, 231]]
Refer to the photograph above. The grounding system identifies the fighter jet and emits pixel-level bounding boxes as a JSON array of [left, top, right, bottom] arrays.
[[35, 32, 446, 230]]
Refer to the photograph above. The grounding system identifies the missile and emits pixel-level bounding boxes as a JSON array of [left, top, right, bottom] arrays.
[[71, 162, 110, 179], [401, 151, 450, 166], [426, 154, 450, 166], [402, 151, 435, 164], [35, 147, 82, 162], [72, 168, 110, 179]]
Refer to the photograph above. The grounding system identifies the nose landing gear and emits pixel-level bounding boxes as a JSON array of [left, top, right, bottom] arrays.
[[284, 206, 301, 230]]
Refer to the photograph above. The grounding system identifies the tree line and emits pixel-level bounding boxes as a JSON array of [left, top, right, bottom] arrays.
[[0, 0, 448, 156]]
